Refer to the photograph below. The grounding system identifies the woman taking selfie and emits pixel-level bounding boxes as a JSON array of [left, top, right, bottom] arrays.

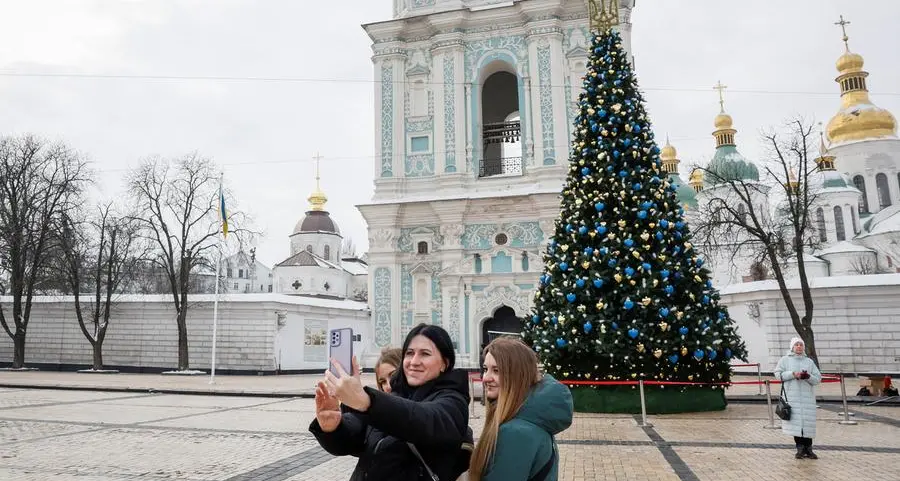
[[774, 337, 822, 459], [469, 337, 573, 481], [309, 324, 472, 481]]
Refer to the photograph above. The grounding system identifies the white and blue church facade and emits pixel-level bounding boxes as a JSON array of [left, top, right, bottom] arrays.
[[357, 0, 635, 366]]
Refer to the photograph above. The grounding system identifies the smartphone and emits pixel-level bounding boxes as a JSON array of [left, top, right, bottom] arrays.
[[328, 327, 354, 377]]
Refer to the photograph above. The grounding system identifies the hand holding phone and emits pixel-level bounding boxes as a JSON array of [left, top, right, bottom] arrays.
[[328, 328, 354, 377]]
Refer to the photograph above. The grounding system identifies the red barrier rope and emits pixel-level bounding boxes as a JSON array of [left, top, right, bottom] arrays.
[[469, 376, 840, 387]]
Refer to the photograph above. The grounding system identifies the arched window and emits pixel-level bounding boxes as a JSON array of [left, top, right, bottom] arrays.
[[737, 204, 748, 224], [853, 175, 869, 213], [834, 206, 846, 241], [417, 241, 428, 255], [876, 173, 892, 209], [816, 208, 827, 243], [324, 245, 331, 261], [306, 245, 313, 253], [850, 205, 859, 235]]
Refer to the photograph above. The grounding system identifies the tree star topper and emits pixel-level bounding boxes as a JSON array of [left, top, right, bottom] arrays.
[[588, 0, 619, 31]]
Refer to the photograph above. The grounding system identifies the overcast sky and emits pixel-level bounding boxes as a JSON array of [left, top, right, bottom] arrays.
[[1, 0, 898, 267]]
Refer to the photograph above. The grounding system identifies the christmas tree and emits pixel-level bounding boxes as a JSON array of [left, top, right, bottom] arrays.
[[522, 27, 747, 413]]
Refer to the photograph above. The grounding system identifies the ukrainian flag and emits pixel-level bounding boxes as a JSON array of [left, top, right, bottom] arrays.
[[219, 181, 228, 238]]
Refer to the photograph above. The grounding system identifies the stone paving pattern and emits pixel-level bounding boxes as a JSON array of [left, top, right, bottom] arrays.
[[0, 384, 897, 481]]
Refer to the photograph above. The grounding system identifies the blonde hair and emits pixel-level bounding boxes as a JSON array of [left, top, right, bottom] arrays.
[[469, 337, 541, 481], [375, 347, 402, 392]]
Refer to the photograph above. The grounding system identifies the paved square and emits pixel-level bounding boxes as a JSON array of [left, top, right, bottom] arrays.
[[0, 387, 897, 480]]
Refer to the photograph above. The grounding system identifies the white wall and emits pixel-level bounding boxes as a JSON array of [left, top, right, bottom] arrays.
[[720, 273, 900, 373], [0, 294, 371, 373]]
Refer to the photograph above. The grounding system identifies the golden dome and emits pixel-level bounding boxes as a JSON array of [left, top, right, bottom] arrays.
[[826, 104, 897, 145], [660, 137, 677, 161], [825, 18, 898, 145], [714, 112, 733, 130], [308, 189, 328, 211], [836, 51, 864, 74], [689, 168, 703, 185]]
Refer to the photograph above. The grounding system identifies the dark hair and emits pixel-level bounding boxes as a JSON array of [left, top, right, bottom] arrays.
[[401, 323, 456, 371]]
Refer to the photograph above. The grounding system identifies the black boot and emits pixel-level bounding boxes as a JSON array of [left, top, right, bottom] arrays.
[[804, 446, 818, 459], [795, 445, 804, 459]]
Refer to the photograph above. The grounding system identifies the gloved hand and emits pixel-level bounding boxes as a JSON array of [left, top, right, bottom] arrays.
[[799, 370, 810, 380]]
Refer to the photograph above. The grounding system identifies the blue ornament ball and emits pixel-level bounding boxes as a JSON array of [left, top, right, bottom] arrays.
[[566, 293, 577, 303], [593, 278, 604, 288], [612, 322, 619, 330], [624, 239, 634, 247], [578, 226, 588, 235], [581, 166, 591, 176], [575, 278, 586, 288], [679, 326, 689, 336], [625, 267, 635, 277], [583, 321, 593, 333], [708, 350, 718, 361], [556, 338, 567, 348], [637, 210, 648, 219], [597, 226, 608, 235], [532, 314, 540, 323], [623, 299, 634, 310], [725, 348, 733, 359], [642, 262, 652, 271], [607, 259, 617, 268], [668, 354, 679, 364], [594, 202, 606, 212], [559, 262, 569, 271], [628, 328, 639, 339], [693, 349, 704, 360], [659, 308, 670, 317]]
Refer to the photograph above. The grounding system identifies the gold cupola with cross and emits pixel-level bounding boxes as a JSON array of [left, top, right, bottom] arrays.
[[825, 15, 897, 145]]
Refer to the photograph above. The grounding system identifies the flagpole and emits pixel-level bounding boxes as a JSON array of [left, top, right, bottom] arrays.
[[210, 246, 221, 384], [211, 173, 226, 384]]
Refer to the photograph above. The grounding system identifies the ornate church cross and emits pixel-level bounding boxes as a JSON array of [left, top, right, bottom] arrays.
[[834, 15, 851, 50], [713, 80, 728, 113]]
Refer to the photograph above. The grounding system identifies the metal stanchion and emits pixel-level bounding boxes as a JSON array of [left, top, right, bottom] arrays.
[[756, 363, 763, 395], [469, 376, 479, 419], [638, 380, 653, 428], [763, 380, 779, 429], [837, 368, 857, 425]]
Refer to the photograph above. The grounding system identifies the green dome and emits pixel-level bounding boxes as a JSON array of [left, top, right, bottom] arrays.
[[706, 145, 759, 184], [669, 173, 698, 209]]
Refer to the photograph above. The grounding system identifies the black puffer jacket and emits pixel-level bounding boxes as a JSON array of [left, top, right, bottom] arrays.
[[310, 369, 472, 481]]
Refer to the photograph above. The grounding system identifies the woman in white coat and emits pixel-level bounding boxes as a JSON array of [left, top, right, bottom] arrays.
[[774, 337, 822, 459]]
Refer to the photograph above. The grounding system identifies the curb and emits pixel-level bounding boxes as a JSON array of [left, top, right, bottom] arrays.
[[0, 383, 313, 399]]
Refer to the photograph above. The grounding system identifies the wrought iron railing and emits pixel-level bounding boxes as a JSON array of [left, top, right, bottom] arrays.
[[479, 157, 523, 177]]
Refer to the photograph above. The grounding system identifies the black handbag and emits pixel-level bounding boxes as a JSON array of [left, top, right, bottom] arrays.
[[775, 383, 792, 421]]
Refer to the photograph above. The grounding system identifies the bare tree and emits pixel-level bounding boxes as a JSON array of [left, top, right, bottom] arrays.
[[127, 154, 249, 371], [691, 118, 823, 365], [848, 256, 884, 275], [0, 135, 89, 368], [341, 237, 358, 258], [57, 204, 144, 370]]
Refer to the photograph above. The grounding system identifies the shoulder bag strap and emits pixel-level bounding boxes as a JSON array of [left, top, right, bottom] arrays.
[[407, 442, 440, 481], [780, 382, 789, 402], [527, 437, 557, 481]]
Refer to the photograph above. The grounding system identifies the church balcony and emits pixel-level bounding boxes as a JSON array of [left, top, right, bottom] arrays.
[[479, 156, 523, 177], [480, 120, 523, 178]]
